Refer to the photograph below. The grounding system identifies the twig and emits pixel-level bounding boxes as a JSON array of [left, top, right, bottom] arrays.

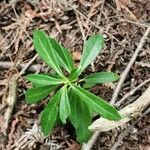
[[115, 78, 150, 107], [3, 75, 17, 135], [111, 27, 150, 104], [76, 14, 86, 41], [110, 126, 128, 150], [110, 107, 150, 150], [0, 61, 43, 72], [0, 31, 13, 46], [18, 54, 38, 76], [2, 54, 38, 139], [115, 0, 121, 11], [123, 19, 150, 28], [82, 131, 100, 150], [135, 61, 150, 68]]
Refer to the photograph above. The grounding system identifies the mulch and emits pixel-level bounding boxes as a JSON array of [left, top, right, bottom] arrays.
[[0, 0, 150, 149]]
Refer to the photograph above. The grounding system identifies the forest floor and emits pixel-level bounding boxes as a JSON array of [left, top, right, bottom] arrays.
[[0, 0, 150, 150]]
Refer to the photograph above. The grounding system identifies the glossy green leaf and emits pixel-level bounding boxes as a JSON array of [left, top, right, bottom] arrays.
[[76, 122, 92, 143], [83, 72, 119, 88], [69, 90, 92, 143], [33, 30, 63, 77], [40, 91, 60, 136], [25, 86, 55, 104], [71, 84, 121, 121], [32, 83, 43, 87], [68, 68, 81, 82], [49, 37, 74, 73], [59, 86, 71, 124], [68, 89, 82, 128], [79, 35, 104, 72], [82, 82, 96, 89], [26, 74, 66, 86]]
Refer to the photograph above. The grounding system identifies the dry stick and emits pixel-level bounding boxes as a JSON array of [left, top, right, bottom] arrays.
[[111, 27, 150, 104], [3, 54, 38, 135], [123, 19, 150, 28], [3, 76, 17, 135], [115, 78, 150, 107], [19, 54, 38, 76], [0, 31, 13, 46], [115, 0, 121, 11], [82, 27, 150, 150], [76, 14, 86, 41], [82, 86, 150, 150], [0, 61, 43, 72], [136, 61, 150, 68], [82, 131, 100, 150]]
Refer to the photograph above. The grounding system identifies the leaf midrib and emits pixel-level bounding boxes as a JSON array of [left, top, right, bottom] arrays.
[[36, 34, 62, 76], [82, 38, 100, 67], [72, 85, 115, 117]]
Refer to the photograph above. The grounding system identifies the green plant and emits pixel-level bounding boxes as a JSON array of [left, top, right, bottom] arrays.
[[25, 30, 121, 143]]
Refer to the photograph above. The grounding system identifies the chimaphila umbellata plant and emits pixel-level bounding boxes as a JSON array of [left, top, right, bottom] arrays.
[[25, 30, 121, 143]]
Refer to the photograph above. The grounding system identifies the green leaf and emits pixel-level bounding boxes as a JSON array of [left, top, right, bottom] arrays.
[[26, 74, 66, 86], [68, 89, 82, 128], [32, 83, 43, 87], [71, 84, 121, 121], [79, 35, 104, 72], [25, 86, 55, 104], [33, 30, 63, 77], [82, 82, 96, 89], [59, 86, 71, 124], [49, 37, 74, 73], [83, 72, 119, 88], [40, 91, 60, 136], [76, 122, 92, 143], [68, 68, 81, 82], [68, 90, 92, 143]]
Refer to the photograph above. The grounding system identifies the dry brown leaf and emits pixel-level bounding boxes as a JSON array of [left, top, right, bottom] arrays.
[[66, 140, 81, 150], [72, 51, 82, 61]]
